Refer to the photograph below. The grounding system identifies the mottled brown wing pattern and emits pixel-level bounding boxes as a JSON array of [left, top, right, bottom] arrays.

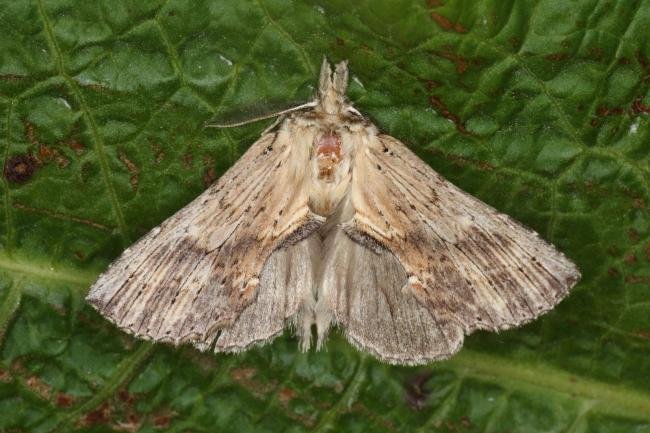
[[215, 236, 320, 352], [321, 229, 464, 365], [345, 133, 580, 360], [87, 130, 323, 350]]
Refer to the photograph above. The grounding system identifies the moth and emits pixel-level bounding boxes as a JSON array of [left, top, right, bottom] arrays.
[[87, 59, 580, 365]]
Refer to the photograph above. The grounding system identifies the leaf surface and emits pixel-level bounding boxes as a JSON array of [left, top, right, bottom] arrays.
[[0, 0, 649, 432]]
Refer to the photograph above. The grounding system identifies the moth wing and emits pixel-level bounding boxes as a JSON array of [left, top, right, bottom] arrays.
[[87, 130, 323, 350], [214, 235, 320, 352], [320, 230, 463, 365], [342, 133, 580, 363]]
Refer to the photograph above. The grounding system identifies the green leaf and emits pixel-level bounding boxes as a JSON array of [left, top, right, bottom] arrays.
[[1, 0, 649, 431]]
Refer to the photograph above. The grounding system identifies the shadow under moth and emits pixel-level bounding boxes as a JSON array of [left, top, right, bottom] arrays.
[[87, 59, 581, 365]]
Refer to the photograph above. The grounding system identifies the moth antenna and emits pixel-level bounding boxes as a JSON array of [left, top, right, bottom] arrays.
[[261, 115, 284, 134], [204, 101, 318, 128], [318, 57, 349, 114], [318, 57, 333, 97], [333, 60, 349, 95]]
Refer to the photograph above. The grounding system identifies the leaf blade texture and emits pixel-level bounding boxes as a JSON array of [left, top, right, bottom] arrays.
[[0, 0, 649, 432]]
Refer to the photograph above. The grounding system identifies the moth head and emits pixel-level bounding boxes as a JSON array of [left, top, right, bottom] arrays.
[[318, 58, 349, 115]]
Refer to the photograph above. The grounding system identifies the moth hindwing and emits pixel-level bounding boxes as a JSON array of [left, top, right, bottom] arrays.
[[87, 58, 580, 365]]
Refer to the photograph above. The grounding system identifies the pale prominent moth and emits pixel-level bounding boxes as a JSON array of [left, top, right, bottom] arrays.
[[87, 59, 581, 365]]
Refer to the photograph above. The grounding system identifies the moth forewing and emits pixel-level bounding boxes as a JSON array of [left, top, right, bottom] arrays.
[[87, 59, 580, 365], [87, 130, 322, 349], [350, 135, 580, 334]]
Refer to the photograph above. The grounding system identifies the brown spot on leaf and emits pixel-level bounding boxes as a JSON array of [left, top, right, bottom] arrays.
[[631, 96, 650, 115], [336, 37, 345, 46], [596, 96, 650, 117], [427, 147, 493, 171], [430, 12, 467, 33], [83, 402, 111, 425], [546, 53, 569, 62], [621, 187, 645, 209], [230, 367, 274, 398], [25, 375, 52, 400], [628, 228, 640, 243], [114, 414, 142, 433], [0, 74, 25, 81], [149, 139, 165, 163], [278, 387, 297, 406], [22, 119, 38, 145], [82, 82, 110, 93], [37, 144, 70, 168], [625, 275, 650, 284], [624, 253, 637, 265], [36, 144, 55, 161], [429, 95, 469, 134], [203, 167, 216, 187], [509, 37, 520, 49], [67, 137, 85, 155], [426, 0, 443, 6], [11, 359, 26, 374], [441, 416, 475, 430], [431, 50, 470, 74], [118, 389, 135, 405], [21, 119, 79, 168], [333, 381, 344, 393], [202, 154, 216, 186], [4, 154, 37, 183], [0, 368, 11, 382], [231, 366, 256, 381], [56, 392, 75, 407], [153, 413, 173, 428], [182, 152, 193, 168], [423, 79, 442, 90], [607, 267, 620, 277], [119, 151, 140, 191], [596, 105, 625, 117], [510, 89, 531, 101], [634, 330, 650, 340], [405, 371, 432, 410], [60, 123, 85, 155], [360, 43, 373, 52], [589, 47, 604, 61], [644, 242, 650, 262]]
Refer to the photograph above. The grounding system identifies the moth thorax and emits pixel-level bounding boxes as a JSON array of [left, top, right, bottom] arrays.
[[309, 130, 350, 217], [316, 131, 342, 182]]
